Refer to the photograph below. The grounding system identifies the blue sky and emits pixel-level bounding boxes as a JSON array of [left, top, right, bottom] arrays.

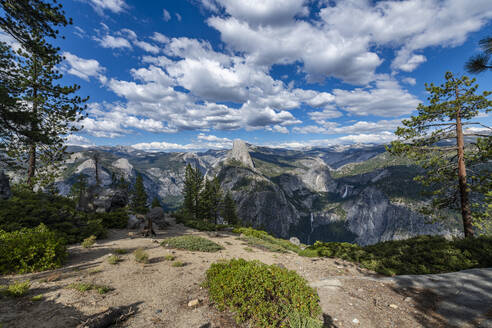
[[25, 0, 492, 150]]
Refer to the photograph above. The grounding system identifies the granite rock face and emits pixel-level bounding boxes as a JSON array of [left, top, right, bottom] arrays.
[[228, 139, 255, 169], [0, 170, 11, 200]]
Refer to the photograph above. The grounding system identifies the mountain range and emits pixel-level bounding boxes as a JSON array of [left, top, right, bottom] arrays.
[[51, 140, 461, 245]]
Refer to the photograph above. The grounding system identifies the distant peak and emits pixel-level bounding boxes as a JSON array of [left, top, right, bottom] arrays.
[[228, 139, 255, 169]]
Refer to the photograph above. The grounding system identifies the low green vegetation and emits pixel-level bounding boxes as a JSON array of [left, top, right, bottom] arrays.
[[205, 259, 321, 328], [174, 217, 229, 232], [81, 235, 97, 248], [233, 227, 303, 253], [331, 152, 413, 178], [107, 255, 121, 265], [114, 248, 128, 255], [164, 255, 176, 261], [0, 188, 106, 244], [95, 209, 129, 229], [0, 224, 67, 274], [31, 294, 44, 301], [67, 283, 112, 294], [172, 261, 186, 267], [300, 235, 492, 276], [134, 248, 149, 264], [0, 281, 31, 297], [161, 235, 224, 252]]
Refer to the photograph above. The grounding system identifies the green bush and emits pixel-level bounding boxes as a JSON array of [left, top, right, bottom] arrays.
[[0, 189, 106, 244], [67, 283, 112, 294], [205, 259, 321, 327], [0, 281, 31, 297], [161, 235, 224, 252], [172, 261, 186, 267], [0, 224, 67, 274], [184, 219, 229, 232], [107, 255, 121, 265], [82, 235, 97, 248], [94, 209, 129, 229], [233, 227, 303, 253], [302, 235, 492, 276]]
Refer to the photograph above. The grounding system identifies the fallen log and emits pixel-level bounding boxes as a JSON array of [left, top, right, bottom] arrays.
[[77, 305, 137, 328]]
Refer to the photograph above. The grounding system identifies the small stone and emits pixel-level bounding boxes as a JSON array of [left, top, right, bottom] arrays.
[[348, 303, 353, 306], [404, 297, 412, 302], [155, 309, 162, 314], [389, 304, 398, 309], [188, 299, 200, 307], [352, 318, 360, 324]]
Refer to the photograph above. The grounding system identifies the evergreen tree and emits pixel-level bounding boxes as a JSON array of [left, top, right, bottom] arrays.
[[69, 173, 87, 205], [466, 36, 492, 74], [151, 197, 161, 209], [221, 192, 238, 225], [182, 164, 203, 219], [198, 178, 221, 222], [132, 174, 148, 214], [389, 72, 491, 237]]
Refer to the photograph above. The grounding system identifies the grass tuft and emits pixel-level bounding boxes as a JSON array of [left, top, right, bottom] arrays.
[[0, 281, 30, 297], [107, 255, 121, 265], [81, 235, 97, 248], [172, 261, 186, 267], [67, 282, 112, 294], [164, 255, 176, 261], [134, 248, 149, 264], [233, 227, 304, 253]]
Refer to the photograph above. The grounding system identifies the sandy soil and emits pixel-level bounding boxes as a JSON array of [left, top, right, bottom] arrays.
[[0, 221, 480, 328]]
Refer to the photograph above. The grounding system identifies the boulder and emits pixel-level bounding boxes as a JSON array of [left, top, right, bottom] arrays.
[[0, 170, 11, 200], [127, 214, 140, 229], [289, 237, 301, 246], [146, 207, 170, 229], [109, 189, 128, 210]]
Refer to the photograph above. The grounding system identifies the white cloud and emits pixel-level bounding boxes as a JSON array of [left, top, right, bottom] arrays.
[[65, 135, 94, 147], [402, 77, 417, 86], [93, 35, 132, 49], [293, 119, 403, 135], [132, 133, 233, 151], [151, 32, 169, 44], [62, 52, 106, 81], [163, 9, 171, 21], [176, 13, 182, 21], [87, 0, 127, 14]]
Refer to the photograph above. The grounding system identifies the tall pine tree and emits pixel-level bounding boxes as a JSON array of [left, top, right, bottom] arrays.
[[132, 174, 148, 214], [182, 164, 203, 219], [221, 191, 238, 225], [389, 72, 491, 237]]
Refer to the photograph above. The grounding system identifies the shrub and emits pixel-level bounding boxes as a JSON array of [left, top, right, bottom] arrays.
[[0, 281, 30, 297], [302, 235, 492, 275], [94, 209, 129, 229], [114, 248, 128, 255], [0, 224, 67, 274], [0, 189, 106, 244], [67, 283, 112, 294], [107, 255, 121, 265], [205, 259, 321, 327], [183, 220, 229, 232], [31, 294, 44, 301], [233, 227, 302, 253], [134, 248, 149, 264], [172, 261, 186, 267], [161, 235, 224, 252], [82, 235, 97, 248], [164, 255, 176, 261]]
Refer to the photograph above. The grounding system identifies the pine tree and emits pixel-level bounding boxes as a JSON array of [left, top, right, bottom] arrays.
[[182, 164, 203, 219], [389, 72, 491, 237], [69, 173, 87, 205], [151, 197, 161, 209], [132, 174, 148, 214], [466, 37, 492, 74], [221, 191, 238, 225]]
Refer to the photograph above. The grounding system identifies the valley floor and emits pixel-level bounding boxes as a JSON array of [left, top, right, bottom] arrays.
[[0, 221, 490, 328]]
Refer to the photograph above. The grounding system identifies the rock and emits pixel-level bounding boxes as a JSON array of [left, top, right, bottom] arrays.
[[146, 207, 169, 229], [389, 304, 399, 309], [110, 189, 128, 210], [0, 170, 11, 200], [352, 318, 360, 324], [289, 237, 301, 246], [404, 297, 412, 302], [127, 214, 140, 229], [228, 139, 254, 169], [188, 299, 200, 307]]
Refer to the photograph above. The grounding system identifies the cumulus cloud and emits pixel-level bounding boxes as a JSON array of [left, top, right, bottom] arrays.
[[62, 52, 106, 81], [132, 133, 233, 151], [93, 35, 132, 49], [87, 0, 127, 14], [203, 0, 492, 84], [65, 135, 94, 147]]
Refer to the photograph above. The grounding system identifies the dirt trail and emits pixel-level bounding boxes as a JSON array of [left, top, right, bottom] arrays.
[[1, 223, 490, 328]]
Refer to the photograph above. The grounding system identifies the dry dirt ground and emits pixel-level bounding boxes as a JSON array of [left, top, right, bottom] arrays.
[[0, 222, 489, 328]]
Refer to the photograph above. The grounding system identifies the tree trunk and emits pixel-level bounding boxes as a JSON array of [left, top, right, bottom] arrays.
[[27, 143, 36, 187], [455, 87, 474, 237]]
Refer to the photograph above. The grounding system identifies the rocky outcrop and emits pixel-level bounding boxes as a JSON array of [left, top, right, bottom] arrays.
[[0, 170, 11, 200], [228, 139, 254, 169]]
